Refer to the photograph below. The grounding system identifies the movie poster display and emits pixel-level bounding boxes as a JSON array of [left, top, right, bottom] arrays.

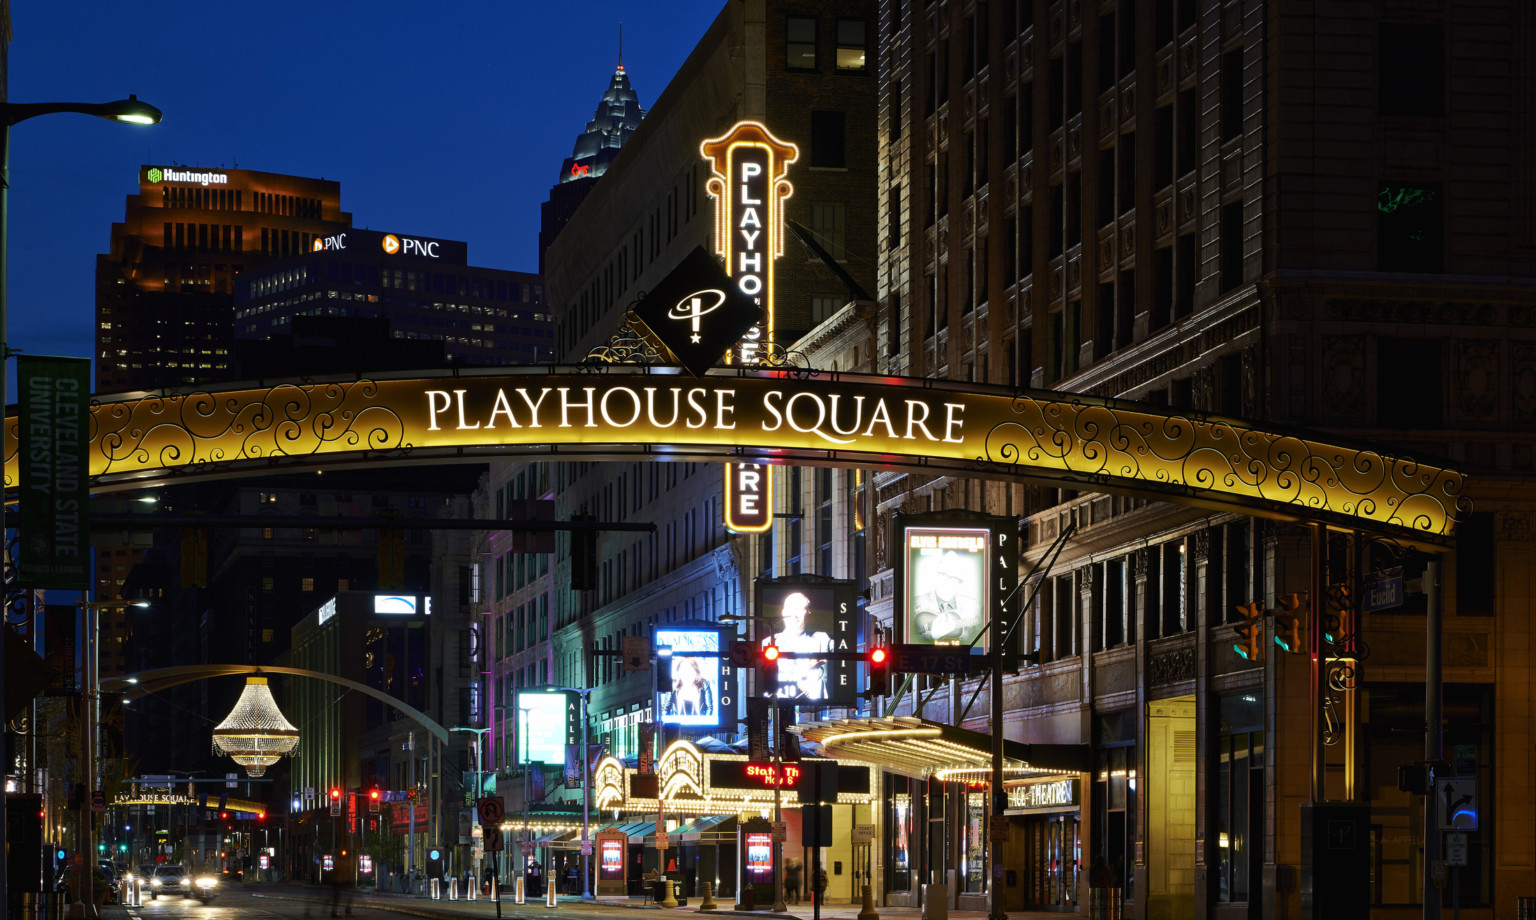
[[745, 831, 774, 882], [901, 526, 990, 648], [655, 627, 735, 729], [753, 580, 856, 705]]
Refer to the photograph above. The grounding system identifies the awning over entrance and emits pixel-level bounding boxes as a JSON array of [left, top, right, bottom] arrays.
[[794, 716, 1090, 782]]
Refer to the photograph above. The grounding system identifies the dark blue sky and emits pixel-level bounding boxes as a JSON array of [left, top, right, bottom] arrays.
[[4, 0, 720, 388]]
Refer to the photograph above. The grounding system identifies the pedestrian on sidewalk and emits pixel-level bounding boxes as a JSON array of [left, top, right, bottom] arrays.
[[785, 859, 802, 905]]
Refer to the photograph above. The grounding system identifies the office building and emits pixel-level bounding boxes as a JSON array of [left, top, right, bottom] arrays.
[[235, 228, 552, 366], [864, 1, 1534, 916]]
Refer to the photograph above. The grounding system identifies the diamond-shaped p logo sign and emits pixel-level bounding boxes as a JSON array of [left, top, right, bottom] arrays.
[[632, 246, 761, 377]]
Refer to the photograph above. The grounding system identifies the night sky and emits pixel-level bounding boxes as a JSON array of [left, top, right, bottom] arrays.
[[3, 0, 721, 393]]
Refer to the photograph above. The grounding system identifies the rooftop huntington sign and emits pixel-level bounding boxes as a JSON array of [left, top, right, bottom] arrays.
[[1, 370, 1467, 547], [701, 121, 799, 533]]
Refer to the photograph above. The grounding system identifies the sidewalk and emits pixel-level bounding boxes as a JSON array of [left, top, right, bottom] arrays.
[[246, 882, 1058, 920]]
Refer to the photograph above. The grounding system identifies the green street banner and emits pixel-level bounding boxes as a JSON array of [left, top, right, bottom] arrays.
[[17, 356, 90, 589]]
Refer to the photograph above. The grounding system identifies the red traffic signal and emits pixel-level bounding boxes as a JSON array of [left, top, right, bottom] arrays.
[[220, 811, 228, 820], [869, 647, 887, 666], [865, 645, 892, 698], [329, 788, 341, 800], [762, 644, 780, 663], [368, 789, 381, 813], [759, 643, 781, 694]]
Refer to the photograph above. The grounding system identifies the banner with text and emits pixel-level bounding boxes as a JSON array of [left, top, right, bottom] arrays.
[[17, 356, 90, 589]]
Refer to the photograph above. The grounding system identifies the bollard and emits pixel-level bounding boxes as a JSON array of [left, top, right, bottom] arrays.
[[857, 883, 879, 920], [468, 878, 477, 900], [662, 878, 679, 908], [450, 877, 458, 900], [547, 880, 559, 908], [515, 876, 526, 904], [431, 878, 440, 900], [699, 881, 717, 911]]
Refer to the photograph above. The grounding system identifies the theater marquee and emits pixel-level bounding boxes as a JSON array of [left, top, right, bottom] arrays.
[[1, 369, 1466, 544]]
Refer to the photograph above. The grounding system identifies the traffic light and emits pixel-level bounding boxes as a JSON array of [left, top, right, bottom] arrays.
[[98, 842, 105, 853], [1323, 583, 1351, 646], [329, 788, 342, 817], [569, 514, 597, 591], [760, 642, 781, 694], [1272, 594, 1304, 653], [406, 787, 417, 802], [865, 646, 891, 697], [1232, 602, 1264, 661], [368, 789, 381, 813]]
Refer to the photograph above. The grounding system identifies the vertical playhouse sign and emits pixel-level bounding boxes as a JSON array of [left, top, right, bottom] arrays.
[[17, 356, 91, 589], [701, 121, 798, 533]]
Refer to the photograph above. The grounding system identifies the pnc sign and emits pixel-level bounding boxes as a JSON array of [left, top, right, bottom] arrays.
[[381, 233, 441, 258], [701, 121, 799, 534]]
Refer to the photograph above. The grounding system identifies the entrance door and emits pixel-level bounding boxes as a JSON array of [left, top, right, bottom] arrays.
[[1021, 813, 1080, 908], [1146, 696, 1196, 920]]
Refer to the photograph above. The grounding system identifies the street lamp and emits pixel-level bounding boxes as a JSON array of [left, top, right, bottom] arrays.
[[449, 725, 492, 892], [0, 93, 160, 918]]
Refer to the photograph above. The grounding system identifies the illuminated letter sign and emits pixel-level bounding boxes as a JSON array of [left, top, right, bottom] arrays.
[[701, 122, 798, 534], [315, 233, 347, 252]]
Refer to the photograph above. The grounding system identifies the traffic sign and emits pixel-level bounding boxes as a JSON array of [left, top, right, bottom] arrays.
[[580, 840, 593, 856], [771, 821, 787, 842], [655, 831, 669, 850], [892, 643, 978, 676], [989, 815, 1010, 843], [477, 796, 504, 826], [1435, 777, 1478, 830], [1363, 567, 1404, 612], [1445, 832, 1468, 867], [91, 790, 106, 813]]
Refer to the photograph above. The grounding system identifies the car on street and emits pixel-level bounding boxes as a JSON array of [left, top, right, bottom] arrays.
[[150, 864, 191, 898]]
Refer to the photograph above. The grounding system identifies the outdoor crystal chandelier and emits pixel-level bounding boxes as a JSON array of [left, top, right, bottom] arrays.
[[211, 677, 300, 778]]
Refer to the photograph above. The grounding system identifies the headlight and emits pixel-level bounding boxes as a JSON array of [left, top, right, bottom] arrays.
[[181, 878, 193, 886], [195, 877, 217, 887], [150, 878, 163, 887]]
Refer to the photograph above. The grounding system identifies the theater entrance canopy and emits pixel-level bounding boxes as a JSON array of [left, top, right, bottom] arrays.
[[2, 366, 1465, 546], [794, 715, 1090, 783]]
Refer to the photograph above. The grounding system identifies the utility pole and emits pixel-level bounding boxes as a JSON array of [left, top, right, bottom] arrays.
[[407, 731, 416, 888]]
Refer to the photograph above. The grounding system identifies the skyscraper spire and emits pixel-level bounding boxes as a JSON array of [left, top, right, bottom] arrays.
[[557, 58, 645, 184]]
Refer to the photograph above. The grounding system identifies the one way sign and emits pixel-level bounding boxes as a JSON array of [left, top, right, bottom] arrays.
[[1436, 777, 1478, 830]]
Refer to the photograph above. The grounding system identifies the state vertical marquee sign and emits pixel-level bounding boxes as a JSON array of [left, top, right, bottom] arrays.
[[701, 121, 798, 533]]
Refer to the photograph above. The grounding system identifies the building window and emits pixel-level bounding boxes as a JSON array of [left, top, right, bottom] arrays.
[[1377, 182, 1443, 273], [1215, 695, 1264, 903], [835, 19, 866, 71], [811, 296, 842, 326], [810, 111, 846, 168], [1092, 710, 1137, 898], [1379, 23, 1444, 117], [787, 17, 817, 70], [811, 202, 846, 259], [301, 577, 314, 592]]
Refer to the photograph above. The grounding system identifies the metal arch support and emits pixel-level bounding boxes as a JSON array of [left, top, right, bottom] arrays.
[[100, 663, 451, 745]]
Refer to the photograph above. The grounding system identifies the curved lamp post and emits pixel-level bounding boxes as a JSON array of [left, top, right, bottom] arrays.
[[0, 93, 160, 920]]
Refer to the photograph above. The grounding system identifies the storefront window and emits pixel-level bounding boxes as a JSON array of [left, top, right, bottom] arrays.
[[1093, 710, 1136, 899], [1216, 694, 1263, 904], [960, 791, 988, 892], [886, 775, 915, 892]]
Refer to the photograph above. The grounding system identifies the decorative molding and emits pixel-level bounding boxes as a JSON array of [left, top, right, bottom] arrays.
[[1323, 298, 1500, 326], [1456, 340, 1500, 421], [1148, 647, 1195, 686]]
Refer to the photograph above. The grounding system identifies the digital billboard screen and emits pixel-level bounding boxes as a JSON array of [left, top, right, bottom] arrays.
[[599, 839, 624, 879], [902, 526, 990, 648], [656, 628, 730, 728], [516, 690, 571, 764], [745, 832, 773, 882], [754, 581, 856, 704]]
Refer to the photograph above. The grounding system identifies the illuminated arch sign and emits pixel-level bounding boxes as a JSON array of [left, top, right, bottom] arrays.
[[0, 370, 1465, 544]]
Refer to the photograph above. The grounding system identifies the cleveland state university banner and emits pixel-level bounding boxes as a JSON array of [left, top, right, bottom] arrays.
[[17, 356, 90, 589]]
